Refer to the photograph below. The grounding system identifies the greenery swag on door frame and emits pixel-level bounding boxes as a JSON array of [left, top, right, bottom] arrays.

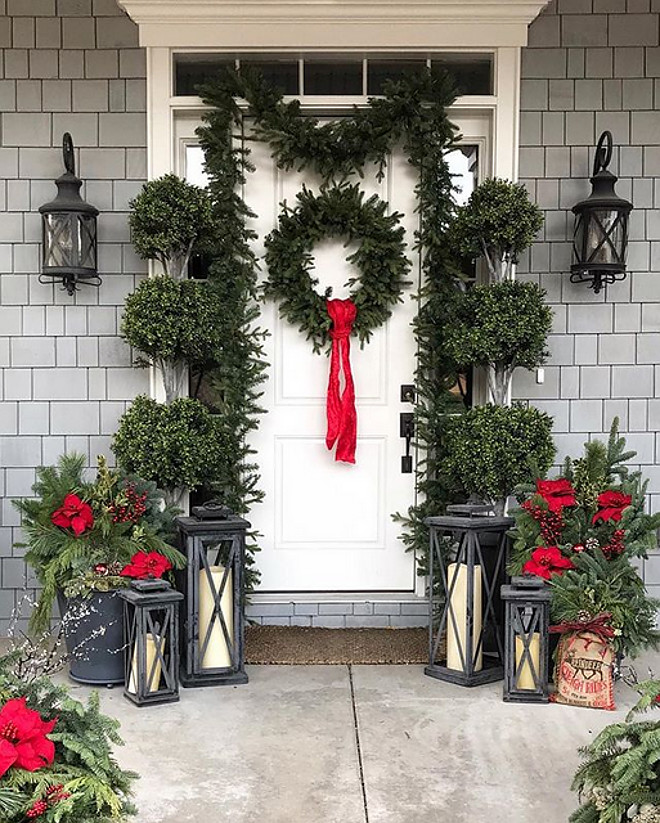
[[196, 65, 464, 581]]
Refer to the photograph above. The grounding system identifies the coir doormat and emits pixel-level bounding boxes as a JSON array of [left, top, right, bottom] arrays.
[[245, 625, 438, 665]]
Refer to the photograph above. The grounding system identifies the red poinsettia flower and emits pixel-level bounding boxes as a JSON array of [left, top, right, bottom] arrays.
[[0, 698, 56, 778], [592, 490, 632, 525], [51, 494, 94, 536], [120, 551, 172, 580], [535, 478, 577, 512], [523, 546, 575, 580]]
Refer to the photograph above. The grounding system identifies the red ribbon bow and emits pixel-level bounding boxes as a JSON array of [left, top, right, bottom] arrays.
[[325, 299, 357, 464], [550, 612, 615, 648]]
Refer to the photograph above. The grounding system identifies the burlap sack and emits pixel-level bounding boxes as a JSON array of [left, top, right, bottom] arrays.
[[552, 630, 615, 710]]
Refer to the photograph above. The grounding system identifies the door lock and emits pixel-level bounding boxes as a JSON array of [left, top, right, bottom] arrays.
[[400, 412, 414, 474], [400, 384, 416, 403]]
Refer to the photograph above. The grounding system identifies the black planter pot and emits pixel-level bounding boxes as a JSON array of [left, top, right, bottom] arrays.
[[57, 589, 126, 686]]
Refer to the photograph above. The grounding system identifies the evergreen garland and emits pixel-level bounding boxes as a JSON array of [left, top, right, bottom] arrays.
[[196, 66, 461, 580], [263, 183, 410, 352]]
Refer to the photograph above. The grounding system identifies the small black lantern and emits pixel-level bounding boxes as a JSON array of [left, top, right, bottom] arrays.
[[120, 579, 184, 707], [424, 504, 512, 687], [39, 132, 100, 296], [176, 506, 249, 688], [501, 575, 552, 703], [571, 130, 633, 294]]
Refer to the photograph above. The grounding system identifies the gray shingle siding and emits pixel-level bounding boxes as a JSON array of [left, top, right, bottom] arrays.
[[515, 0, 660, 605], [0, 0, 147, 632]]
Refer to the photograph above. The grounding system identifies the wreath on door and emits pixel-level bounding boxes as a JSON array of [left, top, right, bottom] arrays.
[[264, 183, 411, 463]]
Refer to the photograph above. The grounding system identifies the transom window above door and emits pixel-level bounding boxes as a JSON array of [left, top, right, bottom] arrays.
[[173, 53, 494, 98]]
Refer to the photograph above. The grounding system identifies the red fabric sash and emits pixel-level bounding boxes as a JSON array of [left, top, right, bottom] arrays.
[[550, 612, 615, 649], [325, 299, 357, 464]]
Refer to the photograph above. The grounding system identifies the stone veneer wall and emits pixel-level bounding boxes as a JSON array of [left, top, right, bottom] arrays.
[[514, 0, 660, 606], [0, 0, 148, 631]]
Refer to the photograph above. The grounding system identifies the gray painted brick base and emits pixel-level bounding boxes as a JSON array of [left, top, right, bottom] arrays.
[[246, 599, 428, 628]]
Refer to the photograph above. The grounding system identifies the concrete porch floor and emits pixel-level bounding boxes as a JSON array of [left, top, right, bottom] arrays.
[[66, 658, 658, 823]]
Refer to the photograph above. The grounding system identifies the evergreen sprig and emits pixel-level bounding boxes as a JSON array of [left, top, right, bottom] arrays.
[[263, 183, 411, 352], [0, 653, 137, 822], [570, 679, 660, 823]]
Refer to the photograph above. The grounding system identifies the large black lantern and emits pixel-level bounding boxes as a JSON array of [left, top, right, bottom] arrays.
[[176, 505, 249, 688], [39, 132, 100, 295], [501, 575, 552, 704], [571, 130, 633, 294], [425, 505, 512, 687], [120, 579, 184, 707]]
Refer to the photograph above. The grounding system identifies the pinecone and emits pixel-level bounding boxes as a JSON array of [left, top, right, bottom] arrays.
[[590, 786, 613, 811], [577, 610, 592, 624], [632, 805, 660, 823], [586, 537, 600, 552]]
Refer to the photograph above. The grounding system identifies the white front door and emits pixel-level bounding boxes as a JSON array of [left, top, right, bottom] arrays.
[[177, 110, 487, 594]]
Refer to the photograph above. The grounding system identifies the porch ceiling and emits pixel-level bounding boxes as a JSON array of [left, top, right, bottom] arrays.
[[118, 0, 551, 50]]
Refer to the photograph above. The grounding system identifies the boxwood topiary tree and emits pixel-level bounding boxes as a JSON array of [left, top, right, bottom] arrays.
[[441, 403, 556, 515], [129, 173, 215, 279], [121, 275, 224, 404], [450, 177, 543, 282], [112, 395, 230, 508], [443, 280, 553, 406]]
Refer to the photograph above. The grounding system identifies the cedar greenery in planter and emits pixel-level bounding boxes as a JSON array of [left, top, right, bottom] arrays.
[[129, 173, 214, 279], [113, 395, 230, 509], [443, 280, 552, 406], [121, 275, 225, 404], [14, 453, 184, 635], [450, 177, 544, 282], [441, 403, 556, 515]]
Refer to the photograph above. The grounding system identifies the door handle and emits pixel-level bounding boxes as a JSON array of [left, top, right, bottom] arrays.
[[400, 412, 414, 474]]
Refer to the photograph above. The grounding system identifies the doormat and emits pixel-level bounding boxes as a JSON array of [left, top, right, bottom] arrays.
[[245, 625, 442, 665]]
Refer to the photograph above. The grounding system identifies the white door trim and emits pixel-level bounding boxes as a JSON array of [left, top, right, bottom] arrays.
[[120, 1, 549, 50]]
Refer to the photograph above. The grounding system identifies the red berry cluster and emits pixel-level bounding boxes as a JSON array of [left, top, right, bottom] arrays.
[[26, 786, 71, 818], [602, 528, 625, 559], [109, 484, 148, 525], [522, 501, 564, 544]]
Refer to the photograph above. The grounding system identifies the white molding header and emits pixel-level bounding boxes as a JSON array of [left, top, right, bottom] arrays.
[[118, 0, 551, 49]]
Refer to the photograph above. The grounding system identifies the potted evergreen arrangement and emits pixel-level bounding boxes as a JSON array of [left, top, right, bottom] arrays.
[[510, 420, 660, 662], [511, 422, 658, 710], [570, 678, 660, 822], [0, 648, 138, 821], [439, 177, 553, 512], [15, 453, 185, 685]]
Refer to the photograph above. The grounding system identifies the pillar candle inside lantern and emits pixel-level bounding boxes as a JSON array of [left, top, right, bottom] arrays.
[[446, 562, 483, 673], [515, 632, 540, 690], [198, 565, 234, 669], [128, 633, 162, 695]]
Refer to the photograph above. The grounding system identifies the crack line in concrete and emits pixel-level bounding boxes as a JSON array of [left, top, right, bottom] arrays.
[[347, 664, 370, 823]]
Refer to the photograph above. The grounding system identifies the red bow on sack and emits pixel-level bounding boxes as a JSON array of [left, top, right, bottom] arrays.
[[325, 299, 357, 464], [550, 612, 615, 648]]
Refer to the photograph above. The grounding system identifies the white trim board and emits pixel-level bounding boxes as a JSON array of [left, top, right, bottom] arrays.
[[119, 0, 551, 49]]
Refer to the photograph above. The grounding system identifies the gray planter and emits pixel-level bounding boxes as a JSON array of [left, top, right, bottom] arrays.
[[58, 589, 126, 686]]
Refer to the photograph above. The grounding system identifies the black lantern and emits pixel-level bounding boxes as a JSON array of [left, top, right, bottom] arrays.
[[501, 576, 552, 704], [176, 506, 249, 688], [39, 132, 100, 295], [120, 579, 184, 707], [425, 505, 512, 687], [571, 130, 633, 294]]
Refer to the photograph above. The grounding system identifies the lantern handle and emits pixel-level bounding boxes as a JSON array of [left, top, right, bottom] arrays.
[[62, 132, 76, 176], [593, 130, 613, 177]]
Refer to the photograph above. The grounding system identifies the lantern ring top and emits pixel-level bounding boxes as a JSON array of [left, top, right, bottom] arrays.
[[593, 130, 613, 177], [63, 132, 76, 177]]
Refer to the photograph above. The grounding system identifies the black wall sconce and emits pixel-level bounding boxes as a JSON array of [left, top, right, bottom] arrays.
[[39, 132, 100, 296], [570, 130, 633, 295]]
